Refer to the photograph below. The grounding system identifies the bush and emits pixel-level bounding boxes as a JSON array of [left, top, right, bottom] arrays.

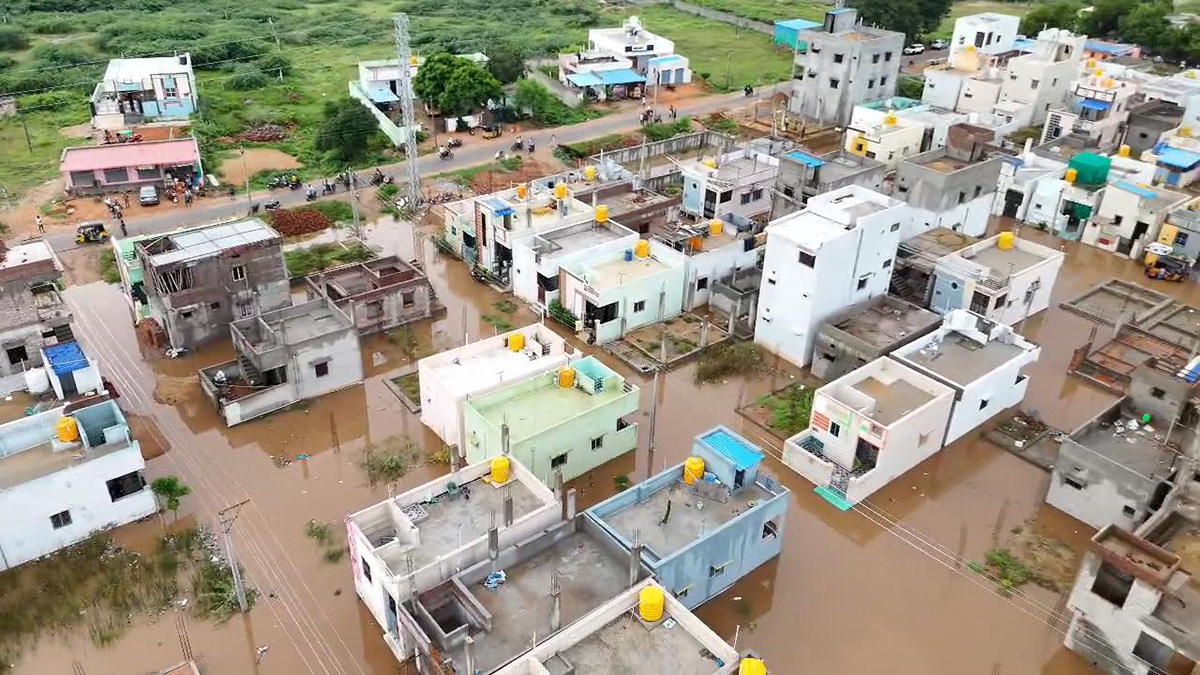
[[0, 27, 29, 52], [256, 52, 292, 78], [17, 90, 77, 111], [283, 242, 374, 277], [224, 64, 271, 91], [98, 249, 121, 284], [29, 42, 93, 66], [23, 14, 78, 34], [695, 341, 765, 384], [0, 55, 16, 71]]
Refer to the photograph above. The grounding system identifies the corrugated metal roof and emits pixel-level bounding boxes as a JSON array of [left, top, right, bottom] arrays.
[[61, 139, 200, 173], [700, 428, 763, 471], [149, 218, 277, 266], [1156, 147, 1200, 170], [566, 71, 605, 88]]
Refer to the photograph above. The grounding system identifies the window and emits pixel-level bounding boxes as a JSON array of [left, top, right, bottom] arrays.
[[993, 294, 1007, 309], [761, 518, 780, 540], [1133, 631, 1182, 673], [918, 431, 931, 447], [1091, 562, 1133, 606], [880, 76, 888, 87], [890, 223, 900, 232], [882, 258, 892, 269], [1176, 231, 1189, 246], [974, 185, 983, 198], [833, 53, 844, 63], [180, 310, 193, 319], [1150, 387, 1166, 399], [1015, 373, 1027, 385], [719, 191, 732, 203], [884, 51, 893, 61], [314, 361, 330, 378], [696, 277, 709, 291], [767, 278, 776, 285], [633, 300, 646, 313], [708, 562, 728, 577], [798, 251, 816, 267], [979, 398, 989, 410], [590, 435, 604, 450], [104, 167, 129, 184], [402, 291, 415, 308], [675, 586, 691, 599], [237, 301, 254, 318], [209, 302, 220, 310], [872, 53, 880, 64], [107, 471, 146, 501], [1064, 474, 1086, 490], [829, 421, 841, 438], [1122, 505, 1136, 517], [957, 191, 966, 204], [231, 264, 246, 282], [361, 558, 372, 583], [162, 77, 178, 98], [1030, 79, 1039, 89], [782, 186, 795, 198], [551, 453, 567, 468], [1113, 215, 1123, 225], [50, 510, 72, 529], [6, 345, 28, 365], [856, 277, 867, 290], [740, 192, 752, 205], [752, 188, 764, 201], [829, 78, 840, 89], [867, 78, 875, 89], [136, 166, 160, 180]]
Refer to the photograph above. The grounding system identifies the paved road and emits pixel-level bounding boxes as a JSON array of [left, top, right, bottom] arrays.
[[48, 88, 759, 251]]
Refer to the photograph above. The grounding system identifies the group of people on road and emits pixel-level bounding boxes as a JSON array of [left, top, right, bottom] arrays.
[[104, 195, 130, 236], [639, 103, 677, 125]]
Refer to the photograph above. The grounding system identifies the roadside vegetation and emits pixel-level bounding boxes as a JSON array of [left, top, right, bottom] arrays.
[[755, 383, 816, 436], [283, 241, 375, 278], [98, 248, 121, 284], [304, 519, 347, 563], [695, 341, 766, 384]]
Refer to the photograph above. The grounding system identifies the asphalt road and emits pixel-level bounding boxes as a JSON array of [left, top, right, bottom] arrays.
[[47, 87, 759, 251]]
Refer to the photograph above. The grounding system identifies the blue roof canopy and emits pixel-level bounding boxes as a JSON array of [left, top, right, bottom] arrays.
[[775, 18, 822, 30], [597, 69, 645, 86], [1085, 40, 1135, 56], [785, 150, 825, 167], [565, 71, 604, 88], [1114, 181, 1157, 199], [44, 342, 88, 377], [699, 428, 764, 471], [1156, 147, 1200, 170], [367, 86, 400, 104], [1079, 98, 1110, 111]]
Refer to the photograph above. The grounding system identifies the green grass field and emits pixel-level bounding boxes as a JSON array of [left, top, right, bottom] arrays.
[[611, 6, 794, 90], [684, 0, 829, 23]]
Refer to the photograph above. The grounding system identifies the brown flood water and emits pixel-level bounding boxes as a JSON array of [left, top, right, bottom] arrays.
[[12, 215, 1200, 674]]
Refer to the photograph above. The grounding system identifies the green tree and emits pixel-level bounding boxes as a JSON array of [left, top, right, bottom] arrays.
[[224, 64, 270, 91], [0, 27, 29, 52], [487, 48, 526, 84], [1077, 0, 1125, 38], [850, 0, 950, 40], [1020, 1, 1082, 35], [151, 476, 192, 517], [1118, 3, 1170, 48], [413, 53, 501, 116], [315, 97, 379, 161], [256, 52, 293, 78]]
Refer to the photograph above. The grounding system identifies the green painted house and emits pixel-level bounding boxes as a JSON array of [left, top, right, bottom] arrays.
[[461, 356, 639, 485]]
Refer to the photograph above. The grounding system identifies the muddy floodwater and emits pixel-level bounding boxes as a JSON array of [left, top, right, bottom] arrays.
[[10, 216, 1200, 674]]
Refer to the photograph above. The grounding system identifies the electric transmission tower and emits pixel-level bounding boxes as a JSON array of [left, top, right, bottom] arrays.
[[392, 13, 423, 213]]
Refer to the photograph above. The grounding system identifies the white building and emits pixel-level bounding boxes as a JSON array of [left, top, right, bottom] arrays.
[[586, 16, 690, 87], [1082, 181, 1190, 259], [1062, 493, 1199, 675], [513, 217, 638, 309], [782, 356, 955, 506], [949, 12, 1020, 62], [680, 146, 779, 222], [1042, 69, 1140, 149], [90, 55, 197, 129], [559, 239, 688, 345], [346, 455, 561, 661], [754, 186, 911, 368], [890, 310, 1040, 443], [417, 323, 574, 448], [928, 231, 1065, 326], [492, 579, 744, 675], [845, 108, 927, 168], [0, 399, 157, 571], [894, 128, 1004, 238], [997, 28, 1085, 126]]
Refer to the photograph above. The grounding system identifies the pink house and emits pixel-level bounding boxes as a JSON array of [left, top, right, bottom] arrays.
[[60, 138, 203, 197]]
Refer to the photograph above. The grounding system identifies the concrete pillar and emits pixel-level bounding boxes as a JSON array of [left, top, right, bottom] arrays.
[[449, 443, 460, 472], [628, 531, 642, 587], [550, 570, 562, 632], [566, 488, 577, 521], [501, 423, 510, 455], [488, 524, 499, 571], [464, 636, 476, 674], [503, 487, 514, 527]]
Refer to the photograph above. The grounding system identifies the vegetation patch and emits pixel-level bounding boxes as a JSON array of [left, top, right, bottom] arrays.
[[283, 242, 375, 277], [482, 313, 514, 331], [360, 435, 426, 485], [391, 372, 421, 403], [695, 341, 765, 384], [438, 156, 525, 188], [98, 248, 121, 284], [756, 383, 816, 437], [304, 519, 347, 564]]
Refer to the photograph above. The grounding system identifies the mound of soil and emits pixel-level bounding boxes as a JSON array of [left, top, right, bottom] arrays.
[[153, 375, 199, 406], [235, 124, 290, 143]]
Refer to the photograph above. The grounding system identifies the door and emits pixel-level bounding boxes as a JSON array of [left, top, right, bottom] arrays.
[[1002, 189, 1022, 218], [734, 469, 745, 489]]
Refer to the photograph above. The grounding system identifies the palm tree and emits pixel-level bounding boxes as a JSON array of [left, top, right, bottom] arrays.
[[151, 476, 192, 518]]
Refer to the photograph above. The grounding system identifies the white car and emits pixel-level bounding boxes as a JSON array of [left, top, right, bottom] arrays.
[[903, 43, 925, 55], [930, 39, 948, 50]]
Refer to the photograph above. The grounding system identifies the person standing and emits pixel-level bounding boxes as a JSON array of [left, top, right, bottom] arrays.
[[36, 215, 45, 233], [123, 191, 131, 209]]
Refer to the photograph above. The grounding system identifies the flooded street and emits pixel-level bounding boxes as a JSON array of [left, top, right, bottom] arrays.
[[12, 213, 1200, 674]]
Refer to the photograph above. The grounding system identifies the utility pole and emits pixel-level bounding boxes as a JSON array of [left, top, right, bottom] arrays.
[[218, 499, 252, 613], [269, 17, 282, 52], [349, 170, 362, 239], [240, 148, 251, 211], [20, 114, 32, 153]]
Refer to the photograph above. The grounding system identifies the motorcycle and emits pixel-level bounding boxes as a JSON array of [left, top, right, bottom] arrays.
[[743, 85, 754, 97], [305, 186, 317, 201], [438, 146, 454, 160], [165, 346, 190, 359], [370, 170, 386, 186], [511, 139, 524, 151], [288, 175, 301, 189], [446, 138, 463, 148], [494, 150, 508, 162], [322, 181, 334, 194], [267, 176, 286, 190], [263, 199, 282, 210]]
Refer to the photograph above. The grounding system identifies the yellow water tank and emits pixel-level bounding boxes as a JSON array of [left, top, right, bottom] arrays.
[[1064, 168, 1078, 183], [1094, 69, 1103, 78], [966, 44, 976, 52], [683, 456, 705, 485], [703, 158, 718, 169], [634, 239, 650, 258], [1182, 126, 1192, 138], [56, 416, 80, 443], [709, 219, 724, 236], [1103, 77, 1114, 88], [638, 586, 665, 622], [885, 113, 897, 126], [555, 182, 567, 200], [596, 204, 609, 222], [584, 165, 597, 181], [1086, 58, 1097, 69], [491, 456, 511, 484], [516, 183, 528, 200], [998, 231, 1015, 251], [739, 658, 767, 675], [558, 367, 576, 389], [508, 331, 525, 352], [1118, 144, 1131, 157], [410, 56, 419, 66], [689, 235, 703, 252]]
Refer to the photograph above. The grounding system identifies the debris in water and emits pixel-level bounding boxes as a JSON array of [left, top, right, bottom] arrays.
[[255, 645, 269, 664]]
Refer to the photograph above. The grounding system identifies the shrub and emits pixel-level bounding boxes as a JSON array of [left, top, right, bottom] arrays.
[[17, 90, 77, 111], [256, 52, 292, 78], [29, 42, 93, 66], [0, 27, 30, 52], [98, 249, 121, 284], [224, 64, 270, 91], [695, 341, 765, 384], [23, 14, 77, 34]]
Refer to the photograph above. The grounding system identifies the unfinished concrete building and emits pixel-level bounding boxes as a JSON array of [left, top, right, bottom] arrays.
[[710, 266, 761, 339], [790, 8, 905, 127], [0, 242, 73, 394], [1063, 489, 1200, 675], [198, 296, 363, 426], [771, 148, 887, 218], [812, 295, 941, 381], [138, 218, 290, 350], [304, 256, 441, 335], [889, 227, 979, 306], [894, 124, 1004, 238]]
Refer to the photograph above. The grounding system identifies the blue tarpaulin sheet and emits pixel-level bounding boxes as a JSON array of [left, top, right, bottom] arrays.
[[44, 342, 88, 377], [597, 69, 645, 86], [1079, 98, 1110, 111], [786, 150, 825, 167], [565, 72, 604, 88], [1156, 147, 1200, 170], [367, 87, 400, 104], [700, 428, 764, 470], [1114, 181, 1157, 199]]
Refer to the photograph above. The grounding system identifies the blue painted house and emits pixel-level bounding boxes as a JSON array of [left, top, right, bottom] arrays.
[[586, 426, 790, 609], [90, 55, 198, 130], [773, 18, 822, 52]]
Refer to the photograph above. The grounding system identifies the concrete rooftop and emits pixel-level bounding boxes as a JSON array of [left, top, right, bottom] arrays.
[[598, 479, 774, 560], [421, 326, 568, 401], [827, 297, 941, 351], [543, 610, 722, 674], [1071, 412, 1177, 483], [901, 333, 1027, 386], [0, 241, 55, 272], [851, 376, 935, 426], [468, 363, 631, 442], [961, 242, 1051, 276], [580, 254, 675, 293], [529, 220, 632, 260]]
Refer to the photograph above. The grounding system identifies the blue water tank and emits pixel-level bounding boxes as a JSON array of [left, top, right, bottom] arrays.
[[624, 249, 633, 261]]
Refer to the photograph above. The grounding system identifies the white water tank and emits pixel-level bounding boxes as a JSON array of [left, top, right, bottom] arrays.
[[25, 367, 50, 395]]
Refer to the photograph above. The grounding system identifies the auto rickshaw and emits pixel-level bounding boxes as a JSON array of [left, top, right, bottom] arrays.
[[480, 123, 502, 139], [75, 222, 109, 244], [1145, 255, 1189, 282]]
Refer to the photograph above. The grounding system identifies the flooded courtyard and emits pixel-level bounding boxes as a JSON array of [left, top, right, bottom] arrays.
[[7, 213, 1200, 675]]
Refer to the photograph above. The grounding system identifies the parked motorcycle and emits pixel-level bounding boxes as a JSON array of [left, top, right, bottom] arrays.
[[511, 139, 524, 151], [267, 176, 286, 190], [322, 180, 334, 194], [287, 174, 301, 189], [438, 146, 454, 160], [446, 138, 463, 148], [263, 199, 282, 210], [305, 185, 317, 201], [744, 85, 754, 97]]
